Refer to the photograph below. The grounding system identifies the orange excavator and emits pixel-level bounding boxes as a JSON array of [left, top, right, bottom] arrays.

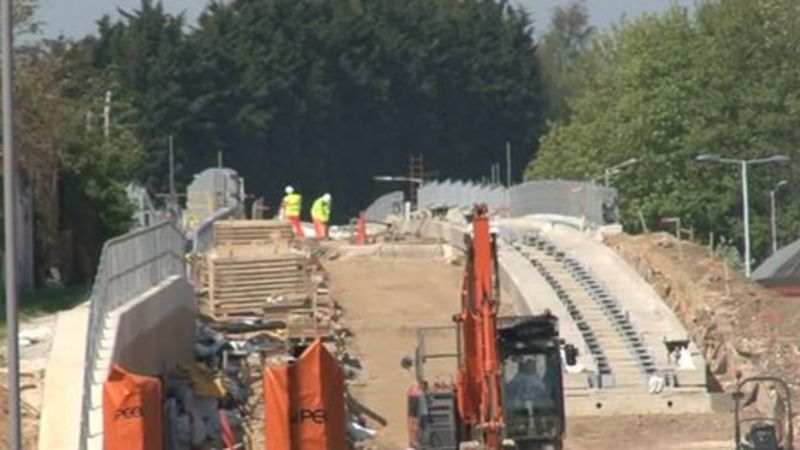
[[404, 205, 570, 450]]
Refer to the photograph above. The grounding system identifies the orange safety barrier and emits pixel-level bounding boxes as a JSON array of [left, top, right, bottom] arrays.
[[103, 364, 163, 450], [264, 339, 347, 449]]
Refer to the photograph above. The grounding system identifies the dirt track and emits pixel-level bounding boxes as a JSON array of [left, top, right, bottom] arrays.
[[328, 249, 732, 450], [329, 254, 463, 449]]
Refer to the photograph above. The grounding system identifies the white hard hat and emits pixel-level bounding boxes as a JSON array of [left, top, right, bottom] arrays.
[[323, 193, 332, 202], [285, 185, 294, 194]]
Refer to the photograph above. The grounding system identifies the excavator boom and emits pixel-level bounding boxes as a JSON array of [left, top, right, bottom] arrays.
[[456, 205, 503, 447]]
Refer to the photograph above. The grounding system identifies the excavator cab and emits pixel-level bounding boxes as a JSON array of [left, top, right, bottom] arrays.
[[498, 315, 566, 450], [733, 374, 794, 450]]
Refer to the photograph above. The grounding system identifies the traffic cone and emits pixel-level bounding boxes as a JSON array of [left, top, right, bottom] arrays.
[[356, 211, 367, 245]]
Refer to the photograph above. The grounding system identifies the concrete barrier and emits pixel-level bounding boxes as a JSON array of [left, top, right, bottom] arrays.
[[81, 275, 195, 450]]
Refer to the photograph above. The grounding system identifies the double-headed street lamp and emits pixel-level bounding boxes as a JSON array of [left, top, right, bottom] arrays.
[[770, 180, 788, 255], [603, 158, 638, 187], [695, 153, 791, 277]]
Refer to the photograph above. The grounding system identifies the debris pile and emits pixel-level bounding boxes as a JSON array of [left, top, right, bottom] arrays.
[[605, 232, 800, 394], [186, 220, 383, 447], [164, 323, 276, 449]]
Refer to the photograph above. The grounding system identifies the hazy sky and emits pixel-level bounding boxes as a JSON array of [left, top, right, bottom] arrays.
[[36, 0, 696, 39]]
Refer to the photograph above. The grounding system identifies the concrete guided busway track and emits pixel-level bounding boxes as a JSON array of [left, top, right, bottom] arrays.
[[414, 214, 716, 416]]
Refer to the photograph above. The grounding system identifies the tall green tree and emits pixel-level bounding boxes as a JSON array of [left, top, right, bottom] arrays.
[[537, 0, 594, 120], [80, 0, 190, 192], [527, 0, 800, 265], [79, 0, 547, 220]]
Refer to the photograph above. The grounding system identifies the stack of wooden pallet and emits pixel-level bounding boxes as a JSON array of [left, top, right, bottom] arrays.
[[194, 220, 312, 320], [201, 250, 313, 319], [213, 220, 295, 248]]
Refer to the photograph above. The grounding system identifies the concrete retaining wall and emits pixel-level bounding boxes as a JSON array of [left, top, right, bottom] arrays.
[[110, 278, 195, 376], [85, 275, 195, 450]]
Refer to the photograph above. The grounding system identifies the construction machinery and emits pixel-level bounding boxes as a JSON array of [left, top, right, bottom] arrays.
[[733, 373, 794, 450], [404, 205, 570, 450]]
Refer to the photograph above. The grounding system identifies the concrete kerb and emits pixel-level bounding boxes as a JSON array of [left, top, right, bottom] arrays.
[[37, 304, 90, 450]]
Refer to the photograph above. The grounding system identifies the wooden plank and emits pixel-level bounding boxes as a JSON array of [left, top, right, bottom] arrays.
[[211, 290, 311, 302], [211, 273, 308, 284], [213, 277, 310, 287], [211, 266, 308, 275], [211, 261, 307, 270], [212, 278, 310, 289], [213, 282, 310, 292], [210, 256, 307, 265]]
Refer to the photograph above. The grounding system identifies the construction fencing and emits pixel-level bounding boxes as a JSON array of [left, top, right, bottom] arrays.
[[414, 179, 617, 225], [80, 221, 187, 449], [418, 180, 506, 212]]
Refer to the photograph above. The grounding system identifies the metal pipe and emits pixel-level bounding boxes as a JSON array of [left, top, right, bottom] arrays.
[[168, 135, 175, 207], [769, 180, 787, 255], [505, 142, 511, 187], [1, 0, 21, 446], [741, 161, 751, 278], [770, 189, 777, 255], [103, 90, 111, 139], [505, 142, 511, 215]]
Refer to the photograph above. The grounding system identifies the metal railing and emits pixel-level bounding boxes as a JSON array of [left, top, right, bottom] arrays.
[[79, 221, 187, 449]]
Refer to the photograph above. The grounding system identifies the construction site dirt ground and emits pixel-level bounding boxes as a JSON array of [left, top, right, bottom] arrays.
[[327, 249, 732, 450]]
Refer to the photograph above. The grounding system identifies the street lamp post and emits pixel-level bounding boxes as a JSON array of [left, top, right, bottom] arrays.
[[695, 153, 790, 277], [2, 0, 21, 446], [769, 180, 788, 255], [603, 157, 638, 188]]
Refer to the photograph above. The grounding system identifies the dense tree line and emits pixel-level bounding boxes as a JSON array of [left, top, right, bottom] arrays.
[[79, 0, 546, 221], [528, 0, 800, 265], [5, 0, 546, 283]]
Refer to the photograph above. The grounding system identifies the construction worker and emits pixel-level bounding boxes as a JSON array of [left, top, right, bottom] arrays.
[[282, 185, 304, 238], [311, 193, 332, 239]]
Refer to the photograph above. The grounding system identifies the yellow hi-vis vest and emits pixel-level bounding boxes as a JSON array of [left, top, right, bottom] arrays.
[[283, 193, 302, 217], [311, 197, 331, 222]]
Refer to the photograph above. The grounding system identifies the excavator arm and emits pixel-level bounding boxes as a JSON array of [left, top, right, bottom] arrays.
[[455, 205, 504, 447]]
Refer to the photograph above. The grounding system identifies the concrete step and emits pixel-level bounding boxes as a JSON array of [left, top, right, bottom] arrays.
[[612, 363, 645, 371], [603, 348, 640, 358], [612, 371, 646, 380], [565, 388, 715, 417]]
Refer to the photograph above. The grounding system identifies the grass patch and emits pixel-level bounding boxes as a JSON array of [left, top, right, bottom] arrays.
[[0, 284, 89, 325]]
